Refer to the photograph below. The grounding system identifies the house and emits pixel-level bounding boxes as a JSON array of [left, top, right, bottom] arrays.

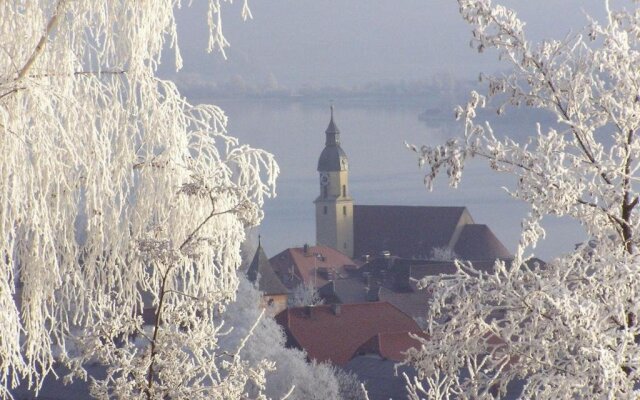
[[274, 301, 420, 366], [314, 106, 511, 261], [269, 244, 358, 289], [317, 255, 545, 322], [345, 331, 424, 400], [246, 240, 289, 315], [317, 256, 544, 321], [344, 322, 525, 400]]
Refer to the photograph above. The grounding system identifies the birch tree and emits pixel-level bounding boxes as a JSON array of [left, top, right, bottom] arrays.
[[406, 0, 640, 398], [1, 1, 278, 398]]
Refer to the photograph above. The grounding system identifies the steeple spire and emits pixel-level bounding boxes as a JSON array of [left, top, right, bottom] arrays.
[[317, 104, 348, 172]]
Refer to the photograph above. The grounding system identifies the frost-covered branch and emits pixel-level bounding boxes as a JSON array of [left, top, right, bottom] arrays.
[[1, 1, 285, 398], [406, 1, 640, 398]]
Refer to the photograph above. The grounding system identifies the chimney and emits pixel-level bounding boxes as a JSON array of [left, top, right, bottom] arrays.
[[303, 243, 309, 255], [332, 304, 341, 316]]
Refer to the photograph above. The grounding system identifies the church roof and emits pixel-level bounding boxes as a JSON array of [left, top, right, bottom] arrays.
[[247, 244, 289, 295], [353, 205, 470, 259], [453, 224, 512, 260]]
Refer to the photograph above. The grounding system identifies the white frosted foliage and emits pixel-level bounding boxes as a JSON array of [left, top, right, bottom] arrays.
[[407, 1, 640, 398], [1, 1, 278, 398], [221, 277, 342, 400]]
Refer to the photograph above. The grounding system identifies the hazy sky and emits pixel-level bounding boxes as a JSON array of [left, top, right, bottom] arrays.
[[164, 0, 608, 88]]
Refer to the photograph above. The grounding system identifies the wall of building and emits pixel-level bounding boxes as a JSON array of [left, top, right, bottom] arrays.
[[315, 170, 354, 257]]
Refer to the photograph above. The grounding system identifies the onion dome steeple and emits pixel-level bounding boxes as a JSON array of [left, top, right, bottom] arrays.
[[317, 106, 349, 172]]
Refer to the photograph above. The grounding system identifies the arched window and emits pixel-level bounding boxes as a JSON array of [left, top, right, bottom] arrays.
[[323, 206, 328, 215], [323, 186, 328, 198], [343, 206, 347, 216], [342, 184, 346, 197]]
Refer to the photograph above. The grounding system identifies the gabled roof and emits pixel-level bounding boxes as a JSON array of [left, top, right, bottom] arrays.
[[247, 244, 289, 295], [378, 287, 431, 320], [270, 245, 358, 289], [356, 331, 427, 362], [353, 205, 470, 259], [454, 224, 512, 260], [275, 302, 420, 365], [319, 278, 368, 304]]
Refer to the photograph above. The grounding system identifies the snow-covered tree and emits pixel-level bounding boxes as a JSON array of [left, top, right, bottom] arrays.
[[406, 0, 640, 398], [332, 367, 368, 400], [1, 1, 278, 398], [221, 276, 341, 400], [288, 283, 325, 308]]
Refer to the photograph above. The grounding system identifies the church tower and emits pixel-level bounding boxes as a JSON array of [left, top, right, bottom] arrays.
[[315, 106, 354, 257]]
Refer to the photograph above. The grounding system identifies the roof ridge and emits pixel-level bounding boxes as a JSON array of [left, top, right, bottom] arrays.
[[354, 204, 467, 209]]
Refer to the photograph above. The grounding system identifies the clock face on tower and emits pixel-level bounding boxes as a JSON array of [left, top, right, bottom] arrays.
[[320, 172, 329, 186]]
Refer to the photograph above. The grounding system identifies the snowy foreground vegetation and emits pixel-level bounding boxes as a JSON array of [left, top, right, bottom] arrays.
[[0, 1, 283, 398], [406, 0, 640, 398], [221, 276, 362, 400]]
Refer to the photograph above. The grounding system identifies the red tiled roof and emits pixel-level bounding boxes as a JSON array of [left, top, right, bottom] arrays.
[[270, 245, 357, 289], [275, 302, 420, 365], [356, 331, 427, 362]]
